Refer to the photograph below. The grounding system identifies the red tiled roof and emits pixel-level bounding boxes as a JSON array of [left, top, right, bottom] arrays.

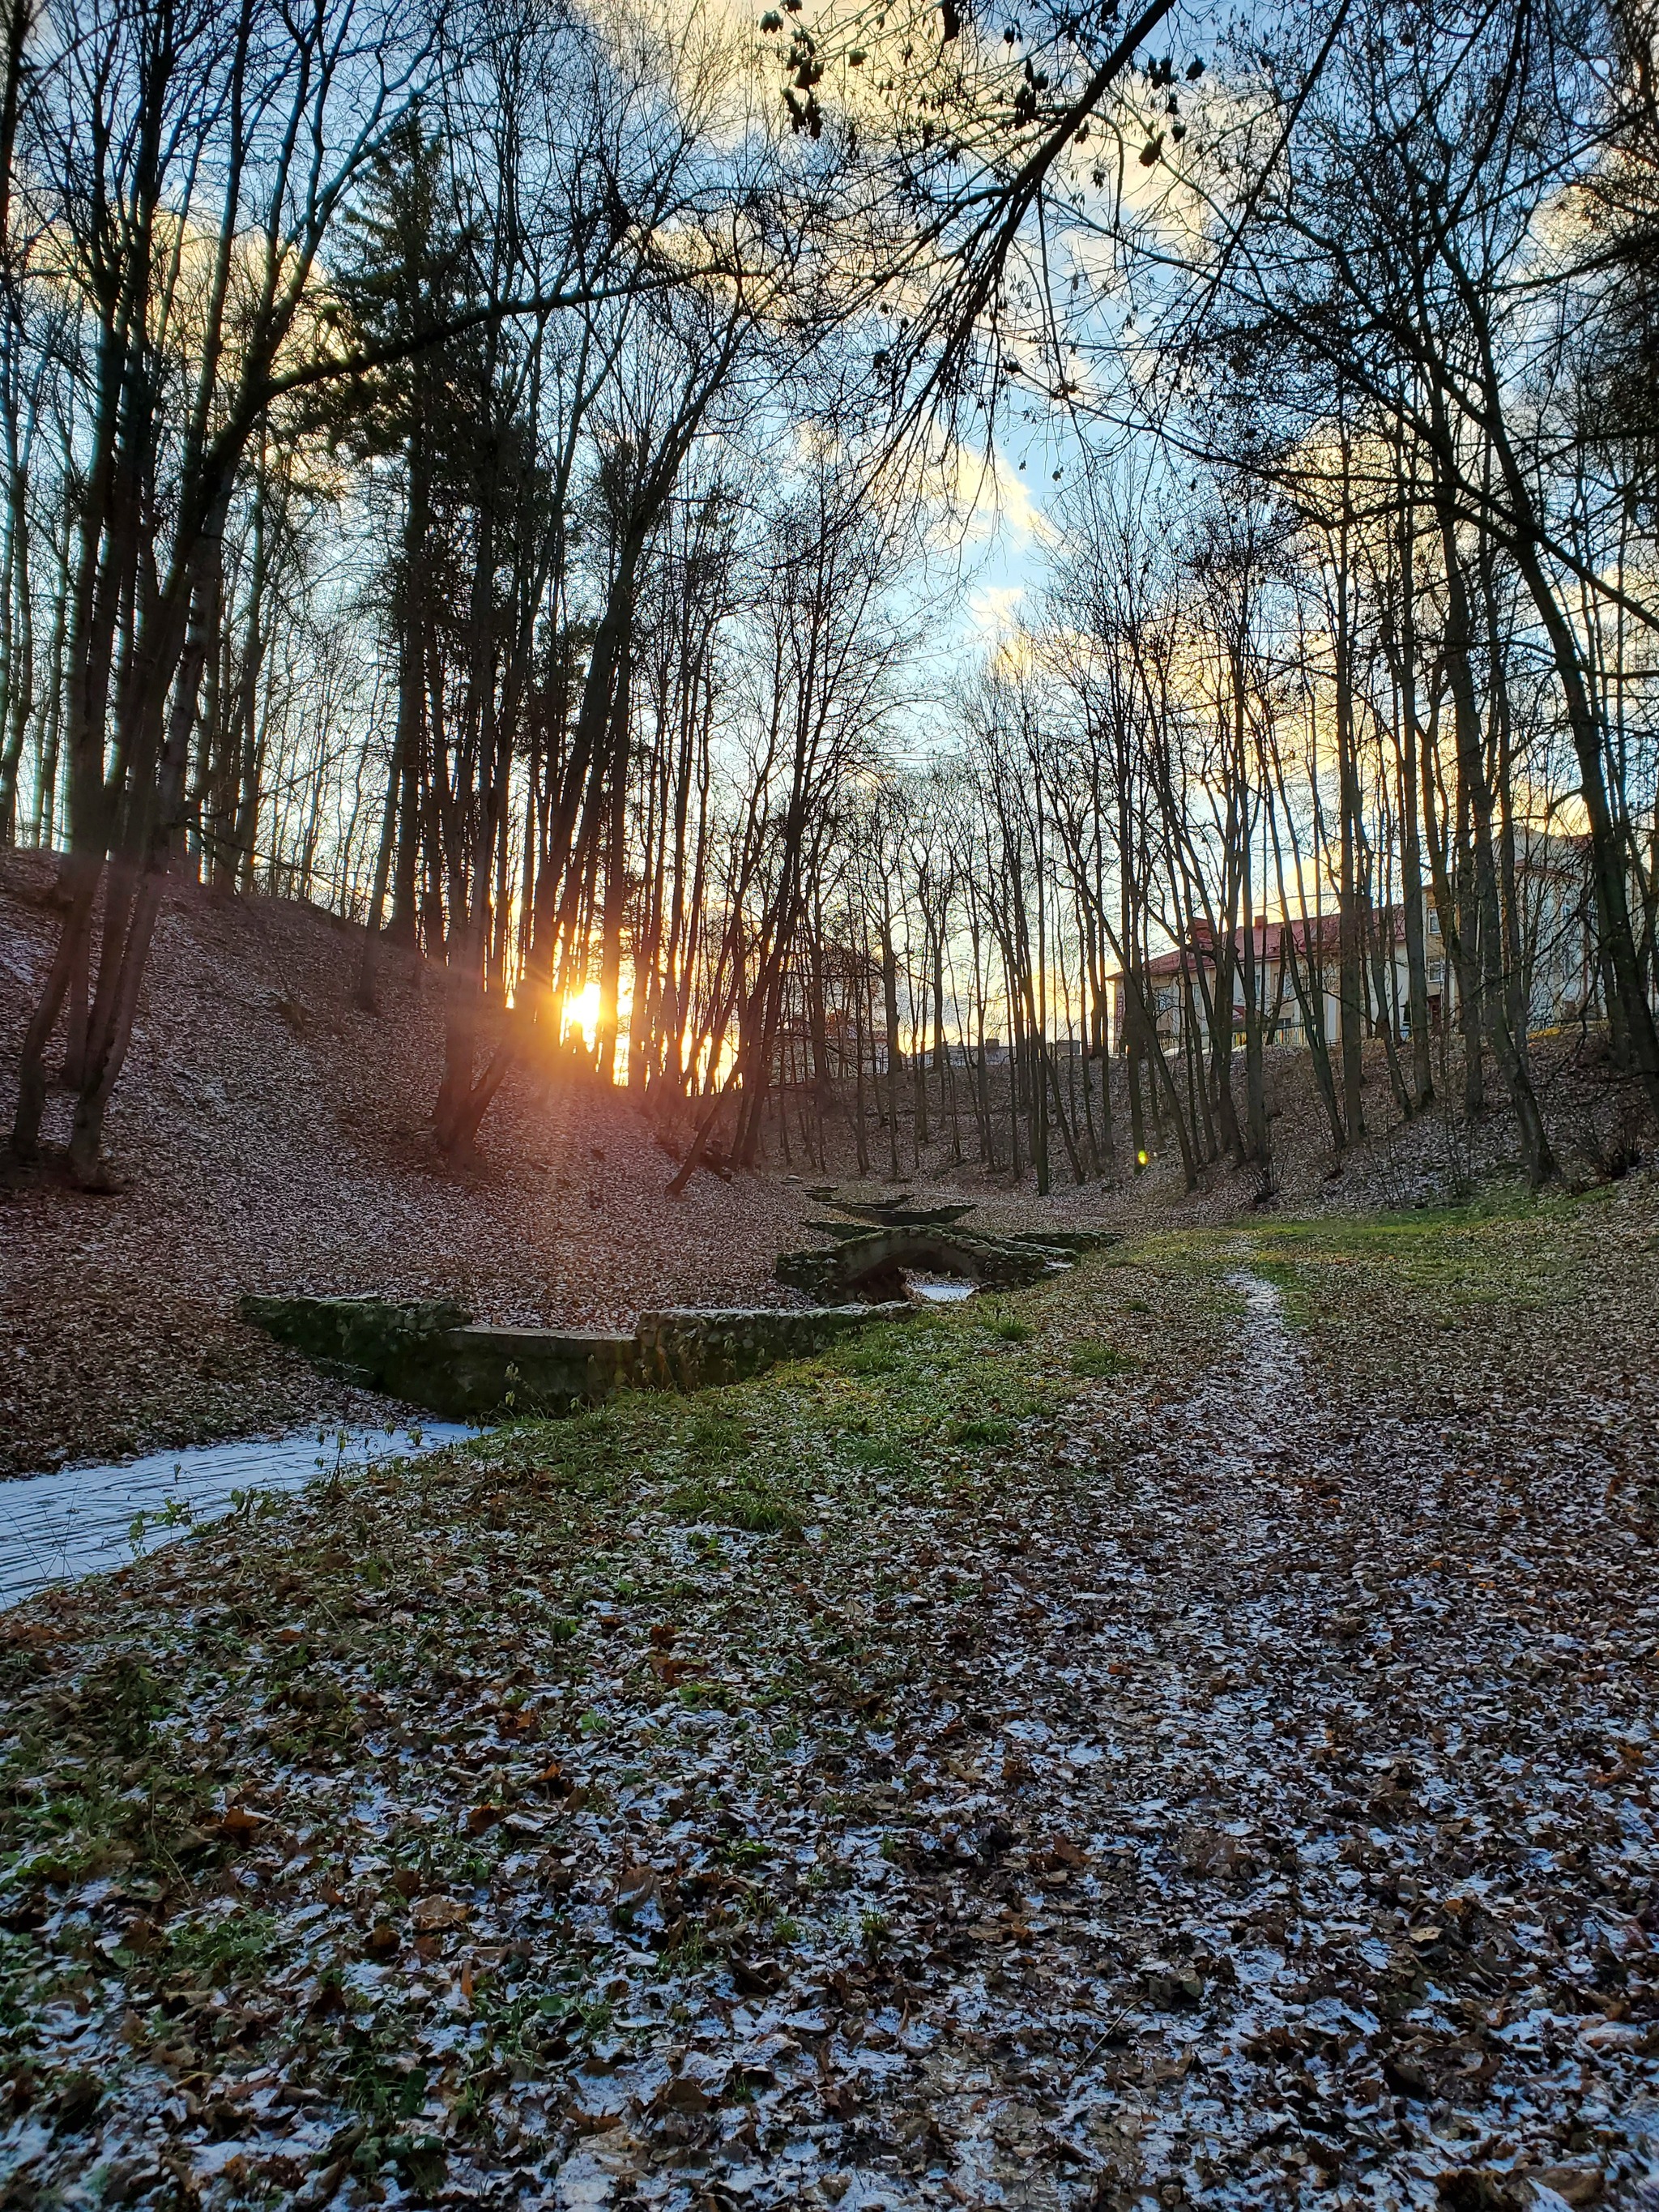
[[1131, 907, 1402, 980]]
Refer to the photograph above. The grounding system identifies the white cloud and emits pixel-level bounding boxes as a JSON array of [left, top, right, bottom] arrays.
[[945, 440, 1057, 549], [967, 583, 1026, 637]]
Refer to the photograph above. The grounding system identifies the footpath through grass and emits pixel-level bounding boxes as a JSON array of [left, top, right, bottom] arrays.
[[2, 1180, 1656, 2210]]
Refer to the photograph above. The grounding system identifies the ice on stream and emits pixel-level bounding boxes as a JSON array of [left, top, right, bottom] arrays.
[[0, 1420, 473, 1608]]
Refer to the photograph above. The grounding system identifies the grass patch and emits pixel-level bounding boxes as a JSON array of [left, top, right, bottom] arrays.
[[590, 1305, 1068, 1523], [835, 1348, 898, 1377], [73, 1653, 174, 1756], [1242, 1191, 1606, 1322], [684, 1411, 747, 1465], [947, 1416, 1014, 1447], [159, 1907, 282, 1986], [1069, 1342, 1138, 1378], [669, 1478, 802, 1535], [841, 1437, 910, 1474], [28, 1198, 1603, 2173]]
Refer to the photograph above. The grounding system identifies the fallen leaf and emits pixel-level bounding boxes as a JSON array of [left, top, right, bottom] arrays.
[[411, 1895, 469, 1933], [1531, 2167, 1604, 2207]]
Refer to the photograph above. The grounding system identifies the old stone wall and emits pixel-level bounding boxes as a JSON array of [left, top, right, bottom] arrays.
[[635, 1304, 911, 1391], [238, 1295, 913, 1419]]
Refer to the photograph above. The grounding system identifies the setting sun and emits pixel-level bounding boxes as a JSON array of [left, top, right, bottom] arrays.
[[561, 980, 601, 1047]]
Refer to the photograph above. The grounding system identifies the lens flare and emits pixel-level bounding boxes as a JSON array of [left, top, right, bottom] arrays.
[[562, 980, 602, 1046]]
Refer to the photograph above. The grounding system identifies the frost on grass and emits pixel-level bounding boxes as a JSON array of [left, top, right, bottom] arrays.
[[2, 1189, 1658, 2211]]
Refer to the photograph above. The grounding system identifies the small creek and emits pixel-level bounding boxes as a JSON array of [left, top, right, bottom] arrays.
[[2, 1288, 980, 1609], [0, 1420, 473, 1609]]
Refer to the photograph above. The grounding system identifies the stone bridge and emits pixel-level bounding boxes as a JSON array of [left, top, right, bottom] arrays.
[[774, 1223, 1112, 1305]]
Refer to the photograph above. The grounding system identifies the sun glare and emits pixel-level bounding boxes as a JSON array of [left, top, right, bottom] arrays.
[[562, 980, 602, 1046]]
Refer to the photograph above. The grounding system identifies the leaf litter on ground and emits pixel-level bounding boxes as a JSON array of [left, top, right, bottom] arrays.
[[2, 1181, 1658, 2211]]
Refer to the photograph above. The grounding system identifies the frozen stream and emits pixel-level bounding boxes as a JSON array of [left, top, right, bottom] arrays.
[[0, 1420, 473, 1608], [1, 1293, 976, 1608]]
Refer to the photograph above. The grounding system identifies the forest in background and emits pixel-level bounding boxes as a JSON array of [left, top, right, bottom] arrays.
[[1, 0, 1657, 1199]]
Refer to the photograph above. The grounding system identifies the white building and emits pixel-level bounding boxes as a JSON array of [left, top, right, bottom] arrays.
[[1112, 835, 1605, 1055]]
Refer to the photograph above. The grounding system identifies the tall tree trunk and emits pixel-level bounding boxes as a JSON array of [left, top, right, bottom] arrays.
[[881, 907, 902, 1183], [1432, 476, 1554, 1186]]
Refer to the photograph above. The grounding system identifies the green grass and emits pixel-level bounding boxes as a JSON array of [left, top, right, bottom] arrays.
[[684, 1411, 747, 1464], [13, 1197, 1620, 2131], [1238, 1189, 1610, 1322], [668, 1477, 802, 1535], [0, 1249, 1189, 2122], [435, 1258, 1167, 1573], [476, 1296, 1073, 1539], [159, 1907, 282, 1986], [1069, 1342, 1139, 1378], [72, 1652, 175, 1755], [840, 1437, 909, 1474], [947, 1416, 1014, 1446]]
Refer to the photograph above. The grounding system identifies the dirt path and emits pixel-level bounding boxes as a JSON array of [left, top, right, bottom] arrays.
[[2, 1206, 1657, 2211], [812, 1267, 1659, 2211]]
